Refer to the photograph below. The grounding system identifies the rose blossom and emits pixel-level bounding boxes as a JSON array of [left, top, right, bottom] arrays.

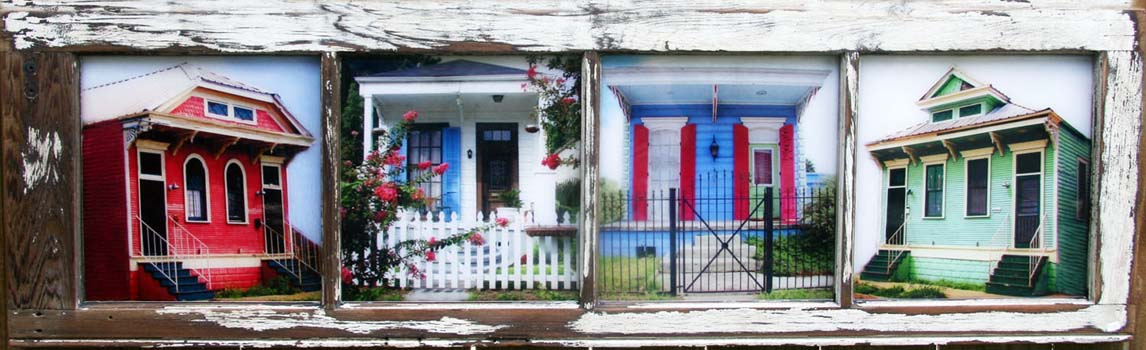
[[526, 65, 537, 79], [374, 183, 398, 202], [432, 163, 450, 175], [403, 110, 418, 122], [468, 232, 485, 246], [496, 217, 510, 227], [425, 250, 436, 262]]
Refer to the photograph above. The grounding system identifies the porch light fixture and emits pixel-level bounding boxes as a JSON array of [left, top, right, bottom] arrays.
[[167, 184, 180, 191], [492, 94, 504, 103], [709, 136, 720, 160], [467, 149, 473, 159], [524, 124, 540, 133]]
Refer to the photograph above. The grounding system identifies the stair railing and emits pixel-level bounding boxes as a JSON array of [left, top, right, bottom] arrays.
[[1027, 218, 1045, 287], [886, 222, 906, 275], [289, 225, 322, 281], [167, 217, 213, 290], [136, 217, 180, 293], [265, 224, 302, 283], [984, 213, 1011, 274]]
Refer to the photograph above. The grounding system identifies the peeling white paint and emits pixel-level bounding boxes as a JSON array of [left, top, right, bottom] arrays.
[[340, 301, 579, 310], [570, 304, 1127, 334], [155, 308, 505, 335], [1, 1, 1138, 52], [21, 127, 63, 194], [1095, 51, 1141, 306]]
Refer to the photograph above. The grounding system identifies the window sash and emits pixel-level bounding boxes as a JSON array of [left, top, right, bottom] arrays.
[[924, 163, 944, 217], [966, 158, 989, 216]]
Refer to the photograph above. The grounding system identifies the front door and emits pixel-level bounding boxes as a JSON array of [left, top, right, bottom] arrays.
[[138, 151, 168, 256], [749, 145, 779, 219], [262, 164, 286, 255], [1014, 152, 1042, 248], [884, 168, 907, 245], [477, 123, 518, 219]]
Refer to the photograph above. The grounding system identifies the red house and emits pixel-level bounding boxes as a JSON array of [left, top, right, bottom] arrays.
[[81, 63, 319, 301]]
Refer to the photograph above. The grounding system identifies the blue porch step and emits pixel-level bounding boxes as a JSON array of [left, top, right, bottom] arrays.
[[140, 262, 215, 301]]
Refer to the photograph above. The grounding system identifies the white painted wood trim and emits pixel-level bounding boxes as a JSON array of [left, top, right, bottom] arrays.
[[1009, 139, 1049, 153], [3, 2, 1137, 52], [740, 117, 786, 144], [881, 158, 909, 168], [920, 153, 948, 163], [134, 139, 170, 152], [960, 147, 994, 158]]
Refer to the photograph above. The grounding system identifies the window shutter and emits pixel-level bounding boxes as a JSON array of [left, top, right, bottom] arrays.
[[733, 124, 749, 220], [779, 124, 796, 221], [632, 124, 649, 221], [679, 124, 696, 221], [442, 127, 461, 222]]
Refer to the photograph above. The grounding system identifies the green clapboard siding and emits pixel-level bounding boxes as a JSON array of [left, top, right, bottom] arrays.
[[895, 143, 1056, 249], [909, 256, 991, 284], [1054, 128, 1091, 296], [933, 76, 966, 97]]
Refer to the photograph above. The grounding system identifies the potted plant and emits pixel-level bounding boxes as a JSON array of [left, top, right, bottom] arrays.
[[496, 188, 523, 220]]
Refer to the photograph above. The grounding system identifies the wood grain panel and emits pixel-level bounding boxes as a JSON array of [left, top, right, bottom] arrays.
[[579, 51, 600, 307], [836, 52, 858, 308], [1, 1, 1137, 52], [2, 51, 78, 310], [320, 52, 341, 309]]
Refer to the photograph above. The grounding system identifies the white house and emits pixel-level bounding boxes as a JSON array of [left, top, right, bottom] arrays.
[[356, 59, 560, 224]]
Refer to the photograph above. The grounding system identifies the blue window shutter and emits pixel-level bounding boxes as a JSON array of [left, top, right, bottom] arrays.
[[442, 127, 462, 221], [395, 138, 407, 183]]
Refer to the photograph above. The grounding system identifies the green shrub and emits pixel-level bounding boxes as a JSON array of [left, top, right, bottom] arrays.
[[900, 286, 947, 299], [855, 282, 947, 299], [598, 179, 627, 224], [599, 256, 661, 296], [555, 178, 581, 218]]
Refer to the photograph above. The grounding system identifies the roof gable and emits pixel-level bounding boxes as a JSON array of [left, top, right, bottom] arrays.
[[919, 67, 985, 101], [81, 63, 312, 138]]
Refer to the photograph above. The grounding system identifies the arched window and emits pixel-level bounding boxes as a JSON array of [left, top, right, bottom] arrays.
[[183, 156, 209, 222], [225, 161, 247, 223]]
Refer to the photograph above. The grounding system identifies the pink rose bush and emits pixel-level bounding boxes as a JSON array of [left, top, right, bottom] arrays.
[[523, 56, 581, 170], [341, 109, 503, 293]]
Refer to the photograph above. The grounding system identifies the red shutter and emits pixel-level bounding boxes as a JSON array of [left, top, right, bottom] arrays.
[[733, 124, 749, 220], [679, 124, 696, 220], [780, 124, 796, 222], [632, 124, 649, 221]]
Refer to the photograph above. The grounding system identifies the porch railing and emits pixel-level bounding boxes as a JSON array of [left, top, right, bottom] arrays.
[[885, 222, 906, 275], [984, 213, 1012, 274], [1027, 219, 1045, 286], [266, 224, 322, 285], [135, 215, 213, 291], [381, 210, 578, 290]]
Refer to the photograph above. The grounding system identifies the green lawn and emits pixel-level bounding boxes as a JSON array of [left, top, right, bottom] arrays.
[[757, 288, 833, 300]]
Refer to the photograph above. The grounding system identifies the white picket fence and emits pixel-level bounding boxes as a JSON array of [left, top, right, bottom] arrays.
[[382, 210, 578, 290]]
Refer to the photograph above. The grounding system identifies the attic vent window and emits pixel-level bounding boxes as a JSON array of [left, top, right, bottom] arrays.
[[932, 110, 954, 122], [234, 106, 254, 121], [207, 101, 230, 116], [205, 100, 257, 124], [958, 104, 982, 117]]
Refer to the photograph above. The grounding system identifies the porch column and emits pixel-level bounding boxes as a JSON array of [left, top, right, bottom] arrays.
[[532, 97, 558, 225], [362, 94, 374, 159]]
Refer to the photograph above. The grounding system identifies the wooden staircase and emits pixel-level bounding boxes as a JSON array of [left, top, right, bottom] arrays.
[[860, 249, 909, 282], [141, 262, 215, 301], [986, 255, 1047, 296]]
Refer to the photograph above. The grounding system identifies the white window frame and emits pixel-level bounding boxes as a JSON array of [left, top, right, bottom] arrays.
[[204, 98, 258, 126], [962, 148, 992, 218], [921, 154, 948, 219], [261, 163, 283, 191], [182, 154, 211, 223], [224, 159, 249, 224], [750, 147, 775, 186], [882, 162, 909, 245], [1011, 145, 1046, 250]]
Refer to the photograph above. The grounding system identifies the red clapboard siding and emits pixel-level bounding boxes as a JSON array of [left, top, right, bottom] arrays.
[[679, 124, 696, 220], [82, 120, 132, 301], [170, 96, 290, 134], [733, 124, 749, 220], [171, 96, 207, 118], [632, 124, 649, 221], [780, 124, 796, 221], [256, 110, 286, 132]]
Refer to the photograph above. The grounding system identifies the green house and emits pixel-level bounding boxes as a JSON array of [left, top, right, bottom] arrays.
[[861, 68, 1091, 297]]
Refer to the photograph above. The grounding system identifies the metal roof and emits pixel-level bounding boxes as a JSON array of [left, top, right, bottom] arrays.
[[868, 103, 1047, 146], [366, 59, 528, 77]]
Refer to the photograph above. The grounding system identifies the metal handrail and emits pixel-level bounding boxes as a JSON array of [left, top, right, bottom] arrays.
[[886, 222, 906, 275], [165, 217, 213, 290], [984, 213, 1011, 273], [267, 223, 321, 285], [136, 218, 181, 293], [1027, 219, 1044, 286]]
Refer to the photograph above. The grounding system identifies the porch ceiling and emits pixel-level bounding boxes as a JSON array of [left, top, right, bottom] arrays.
[[613, 83, 814, 106], [373, 92, 539, 118]]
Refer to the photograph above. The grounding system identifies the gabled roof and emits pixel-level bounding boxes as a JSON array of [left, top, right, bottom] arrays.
[[867, 104, 1046, 147], [81, 63, 312, 138], [365, 60, 528, 78], [915, 67, 1010, 111]]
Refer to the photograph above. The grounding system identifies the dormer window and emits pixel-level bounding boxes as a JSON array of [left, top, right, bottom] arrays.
[[932, 109, 954, 122], [958, 104, 982, 117], [205, 99, 257, 124]]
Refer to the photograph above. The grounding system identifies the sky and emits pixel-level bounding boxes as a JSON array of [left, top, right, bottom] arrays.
[[854, 55, 1094, 268], [81, 56, 323, 241], [598, 55, 840, 183]]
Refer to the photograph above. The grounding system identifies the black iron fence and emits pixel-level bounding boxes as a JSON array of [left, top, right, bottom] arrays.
[[598, 173, 835, 299]]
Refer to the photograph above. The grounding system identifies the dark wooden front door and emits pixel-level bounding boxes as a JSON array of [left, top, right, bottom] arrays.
[[1014, 175, 1041, 248], [139, 179, 168, 256], [477, 123, 518, 219], [263, 188, 285, 254], [885, 168, 907, 245]]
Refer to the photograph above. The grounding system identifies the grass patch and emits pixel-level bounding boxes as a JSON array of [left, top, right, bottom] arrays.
[[467, 289, 578, 301], [598, 256, 669, 300], [907, 278, 986, 292], [746, 235, 834, 276], [856, 282, 947, 299], [214, 277, 301, 299], [342, 286, 407, 301], [498, 264, 567, 276], [758, 288, 833, 300]]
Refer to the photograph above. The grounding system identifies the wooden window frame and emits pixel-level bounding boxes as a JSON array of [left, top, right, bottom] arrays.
[[2, 3, 1145, 349], [183, 153, 212, 223]]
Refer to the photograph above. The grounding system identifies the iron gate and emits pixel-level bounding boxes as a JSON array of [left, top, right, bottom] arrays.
[[670, 188, 773, 294]]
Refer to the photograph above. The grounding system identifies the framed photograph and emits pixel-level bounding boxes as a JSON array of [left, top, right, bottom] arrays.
[[79, 57, 323, 302], [1, 2, 1144, 349]]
